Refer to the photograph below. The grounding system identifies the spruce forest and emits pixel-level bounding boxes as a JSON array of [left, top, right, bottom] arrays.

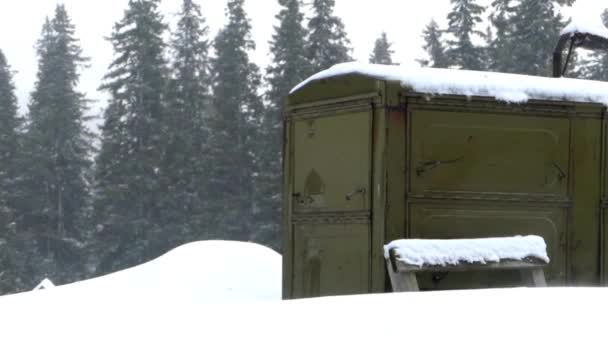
[[0, 0, 607, 295]]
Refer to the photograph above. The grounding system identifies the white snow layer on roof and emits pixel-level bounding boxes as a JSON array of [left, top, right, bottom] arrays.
[[384, 235, 549, 267], [291, 62, 608, 105], [561, 15, 608, 40]]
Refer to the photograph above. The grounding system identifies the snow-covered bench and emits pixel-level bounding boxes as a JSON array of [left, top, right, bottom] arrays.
[[384, 236, 550, 292]]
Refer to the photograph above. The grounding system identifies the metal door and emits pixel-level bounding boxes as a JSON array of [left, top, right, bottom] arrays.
[[290, 110, 372, 298], [407, 109, 571, 289]]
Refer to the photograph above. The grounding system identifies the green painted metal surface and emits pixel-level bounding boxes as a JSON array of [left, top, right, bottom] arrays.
[[283, 73, 607, 299], [292, 113, 371, 212]]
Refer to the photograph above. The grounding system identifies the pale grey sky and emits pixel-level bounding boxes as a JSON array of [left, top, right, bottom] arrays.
[[0, 0, 604, 123]]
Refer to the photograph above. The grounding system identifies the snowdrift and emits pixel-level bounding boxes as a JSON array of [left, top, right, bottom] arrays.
[[0, 240, 281, 306], [1, 240, 607, 341], [2, 286, 608, 341]]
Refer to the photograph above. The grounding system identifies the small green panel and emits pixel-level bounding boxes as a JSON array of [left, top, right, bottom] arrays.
[[386, 109, 407, 243], [604, 210, 608, 284], [408, 204, 566, 289], [292, 223, 370, 298], [410, 110, 571, 196], [569, 118, 601, 285], [287, 75, 381, 106], [293, 112, 371, 212]]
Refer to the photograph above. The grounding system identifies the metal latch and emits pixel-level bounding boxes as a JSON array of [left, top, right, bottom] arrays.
[[346, 187, 366, 201]]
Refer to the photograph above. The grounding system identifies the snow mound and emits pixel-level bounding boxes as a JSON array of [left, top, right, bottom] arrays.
[[0, 240, 281, 307], [291, 62, 608, 105], [3, 287, 608, 341], [561, 15, 608, 40], [64, 240, 282, 303], [384, 235, 549, 267], [33, 278, 55, 290]]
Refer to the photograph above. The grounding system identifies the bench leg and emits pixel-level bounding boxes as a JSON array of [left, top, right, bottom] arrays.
[[386, 260, 419, 292], [521, 268, 547, 287]]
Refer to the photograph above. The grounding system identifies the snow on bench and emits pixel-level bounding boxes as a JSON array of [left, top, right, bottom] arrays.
[[384, 235, 549, 267], [384, 236, 549, 291]]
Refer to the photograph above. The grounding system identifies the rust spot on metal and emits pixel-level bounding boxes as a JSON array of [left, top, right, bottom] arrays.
[[389, 110, 404, 123]]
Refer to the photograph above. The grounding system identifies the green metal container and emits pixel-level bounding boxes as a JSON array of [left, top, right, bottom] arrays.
[[282, 68, 608, 299]]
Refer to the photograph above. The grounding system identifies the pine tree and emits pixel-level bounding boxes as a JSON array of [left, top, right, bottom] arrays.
[[369, 32, 395, 65], [20, 5, 93, 286], [307, 0, 352, 73], [419, 19, 450, 68], [207, 0, 265, 242], [162, 0, 212, 245], [260, 0, 310, 250], [0, 50, 20, 232], [94, 0, 169, 274], [503, 0, 571, 76], [267, 0, 310, 110], [0, 49, 23, 294], [486, 0, 512, 72], [445, 0, 487, 71], [581, 10, 608, 81]]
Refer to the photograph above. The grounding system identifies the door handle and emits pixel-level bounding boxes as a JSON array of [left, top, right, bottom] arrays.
[[551, 162, 566, 182], [346, 187, 366, 201], [416, 156, 464, 176]]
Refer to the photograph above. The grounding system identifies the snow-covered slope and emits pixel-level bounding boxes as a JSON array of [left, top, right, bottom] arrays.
[[0, 240, 281, 341], [291, 62, 608, 105], [2, 240, 607, 342], [1, 240, 281, 306], [2, 286, 608, 341]]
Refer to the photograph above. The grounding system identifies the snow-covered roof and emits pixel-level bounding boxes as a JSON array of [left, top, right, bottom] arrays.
[[384, 235, 549, 267], [291, 62, 608, 105], [561, 16, 608, 40]]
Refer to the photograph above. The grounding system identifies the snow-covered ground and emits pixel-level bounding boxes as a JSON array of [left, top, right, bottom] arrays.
[[4, 240, 282, 304], [0, 240, 281, 340], [1, 240, 606, 341], [2, 285, 607, 341]]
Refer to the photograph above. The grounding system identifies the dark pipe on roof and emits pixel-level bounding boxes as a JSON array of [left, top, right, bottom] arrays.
[[553, 31, 608, 78]]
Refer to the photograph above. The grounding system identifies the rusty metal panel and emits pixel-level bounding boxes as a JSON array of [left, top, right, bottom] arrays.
[[386, 107, 407, 245], [409, 110, 571, 198], [282, 116, 294, 299], [283, 71, 608, 298], [287, 74, 382, 107], [603, 109, 608, 284], [292, 112, 371, 212], [286, 102, 375, 299], [370, 99, 388, 293], [292, 222, 370, 298], [567, 117, 602, 285]]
